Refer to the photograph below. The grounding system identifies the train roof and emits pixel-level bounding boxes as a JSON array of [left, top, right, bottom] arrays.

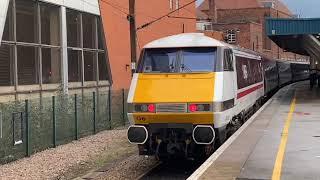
[[144, 33, 228, 49], [143, 33, 261, 60]]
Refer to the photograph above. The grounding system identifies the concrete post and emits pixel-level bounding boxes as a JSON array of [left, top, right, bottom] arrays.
[[60, 6, 68, 94]]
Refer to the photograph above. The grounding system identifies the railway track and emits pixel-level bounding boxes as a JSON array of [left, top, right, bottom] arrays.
[[138, 159, 205, 180], [135, 98, 274, 180]]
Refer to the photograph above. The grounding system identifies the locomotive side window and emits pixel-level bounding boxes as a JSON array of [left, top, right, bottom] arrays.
[[224, 49, 234, 71]]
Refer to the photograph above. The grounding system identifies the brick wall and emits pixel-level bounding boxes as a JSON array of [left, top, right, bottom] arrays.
[[211, 22, 263, 52], [214, 7, 307, 61], [99, 0, 196, 89], [211, 23, 252, 49]]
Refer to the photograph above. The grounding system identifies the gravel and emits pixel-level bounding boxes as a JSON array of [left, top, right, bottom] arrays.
[[0, 129, 134, 180], [93, 155, 158, 180]]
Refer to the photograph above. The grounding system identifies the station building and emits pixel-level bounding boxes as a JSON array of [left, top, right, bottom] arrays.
[[196, 0, 309, 62], [0, 0, 196, 100]]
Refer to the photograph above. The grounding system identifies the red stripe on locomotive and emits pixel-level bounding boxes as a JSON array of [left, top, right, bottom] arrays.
[[237, 83, 264, 99]]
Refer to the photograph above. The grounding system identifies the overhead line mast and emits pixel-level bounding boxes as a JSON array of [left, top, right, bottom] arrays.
[[128, 0, 197, 76], [129, 0, 137, 76]]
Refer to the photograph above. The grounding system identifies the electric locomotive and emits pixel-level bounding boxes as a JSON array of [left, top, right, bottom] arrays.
[[126, 33, 309, 160]]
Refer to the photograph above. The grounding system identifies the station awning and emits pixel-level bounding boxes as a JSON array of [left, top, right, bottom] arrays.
[[266, 18, 320, 56]]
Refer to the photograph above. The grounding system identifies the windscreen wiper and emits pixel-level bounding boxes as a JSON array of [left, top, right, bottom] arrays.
[[181, 64, 192, 72]]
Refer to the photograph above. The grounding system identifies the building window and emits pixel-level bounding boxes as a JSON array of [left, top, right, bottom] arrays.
[[226, 30, 236, 44], [68, 50, 82, 82], [83, 14, 96, 49], [176, 0, 179, 9], [84, 51, 96, 81], [40, 3, 60, 46], [98, 53, 108, 80], [205, 24, 212, 30], [66, 8, 109, 83], [67, 9, 81, 48], [97, 19, 105, 50], [169, 0, 173, 10], [262, 1, 275, 8], [2, 0, 13, 41], [17, 46, 39, 85], [16, 0, 37, 43], [1, 0, 62, 86], [0, 45, 14, 86], [0, 0, 109, 88], [42, 48, 61, 84]]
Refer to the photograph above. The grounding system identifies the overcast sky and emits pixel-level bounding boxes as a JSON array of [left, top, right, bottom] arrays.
[[282, 0, 319, 18], [196, 0, 320, 18]]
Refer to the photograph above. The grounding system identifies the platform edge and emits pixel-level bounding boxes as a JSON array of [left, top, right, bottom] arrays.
[[187, 98, 274, 180]]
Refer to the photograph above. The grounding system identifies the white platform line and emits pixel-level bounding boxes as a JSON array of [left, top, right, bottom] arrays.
[[187, 98, 273, 180]]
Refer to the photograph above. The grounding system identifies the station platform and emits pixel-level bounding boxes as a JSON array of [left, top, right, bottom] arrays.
[[189, 81, 320, 180]]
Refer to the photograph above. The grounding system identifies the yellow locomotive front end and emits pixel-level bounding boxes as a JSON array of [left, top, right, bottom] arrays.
[[126, 43, 221, 159]]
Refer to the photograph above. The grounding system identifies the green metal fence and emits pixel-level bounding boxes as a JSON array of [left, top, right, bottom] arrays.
[[0, 89, 129, 164]]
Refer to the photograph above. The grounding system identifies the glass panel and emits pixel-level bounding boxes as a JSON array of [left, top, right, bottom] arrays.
[[16, 0, 37, 43], [98, 53, 108, 80], [40, 3, 60, 45], [2, 0, 13, 41], [84, 51, 96, 81], [66, 9, 81, 47], [0, 44, 14, 86], [139, 48, 217, 73], [181, 48, 216, 72], [68, 49, 82, 82], [17, 46, 39, 85], [97, 19, 105, 50], [139, 48, 178, 73], [82, 13, 96, 49], [223, 49, 234, 71], [42, 48, 61, 84]]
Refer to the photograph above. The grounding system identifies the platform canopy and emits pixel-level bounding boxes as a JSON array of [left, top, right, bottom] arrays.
[[266, 18, 320, 56]]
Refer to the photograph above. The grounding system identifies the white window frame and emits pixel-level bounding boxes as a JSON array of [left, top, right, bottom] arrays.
[[169, 0, 173, 10], [227, 30, 236, 44], [175, 0, 179, 9]]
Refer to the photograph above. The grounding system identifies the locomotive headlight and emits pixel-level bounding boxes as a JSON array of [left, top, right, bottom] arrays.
[[188, 104, 212, 112], [128, 103, 156, 113]]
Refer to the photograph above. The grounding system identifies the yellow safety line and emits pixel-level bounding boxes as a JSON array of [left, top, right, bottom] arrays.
[[272, 96, 296, 180]]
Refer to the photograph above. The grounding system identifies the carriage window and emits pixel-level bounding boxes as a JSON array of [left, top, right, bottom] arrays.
[[236, 56, 262, 89], [224, 49, 234, 71]]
